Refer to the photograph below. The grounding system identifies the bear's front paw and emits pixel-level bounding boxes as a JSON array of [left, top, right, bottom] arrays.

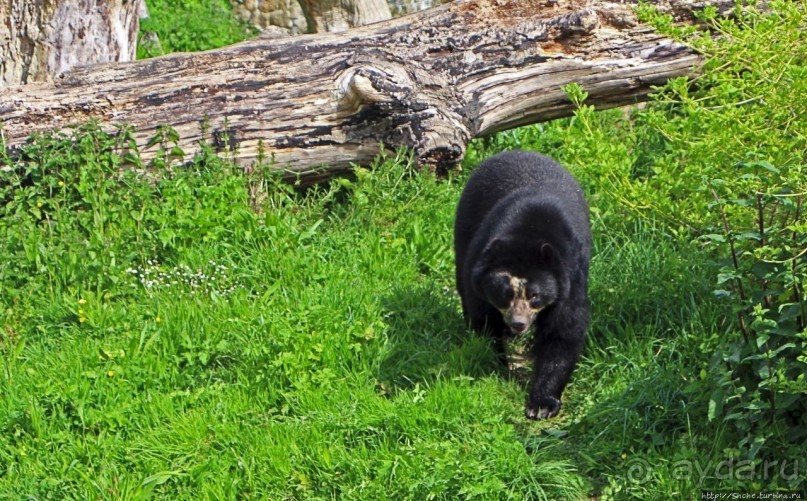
[[525, 396, 561, 420]]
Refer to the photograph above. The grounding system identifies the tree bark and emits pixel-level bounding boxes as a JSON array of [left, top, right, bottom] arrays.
[[0, 0, 147, 86], [298, 0, 392, 33], [1, 0, 732, 183]]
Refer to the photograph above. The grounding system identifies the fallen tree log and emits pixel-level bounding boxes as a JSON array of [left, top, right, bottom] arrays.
[[1, 0, 731, 183]]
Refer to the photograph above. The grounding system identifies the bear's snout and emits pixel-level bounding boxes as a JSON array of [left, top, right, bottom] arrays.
[[509, 319, 528, 333], [502, 299, 535, 336]]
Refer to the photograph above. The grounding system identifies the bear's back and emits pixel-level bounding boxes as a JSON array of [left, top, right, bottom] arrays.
[[454, 150, 589, 261]]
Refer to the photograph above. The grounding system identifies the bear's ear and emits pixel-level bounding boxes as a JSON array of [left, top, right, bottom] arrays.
[[540, 242, 555, 262], [482, 237, 508, 260]]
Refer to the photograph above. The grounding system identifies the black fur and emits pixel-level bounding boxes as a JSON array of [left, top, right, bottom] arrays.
[[454, 150, 591, 420]]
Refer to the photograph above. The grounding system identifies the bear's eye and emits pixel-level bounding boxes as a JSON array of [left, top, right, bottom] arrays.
[[484, 272, 513, 310], [529, 293, 542, 309]]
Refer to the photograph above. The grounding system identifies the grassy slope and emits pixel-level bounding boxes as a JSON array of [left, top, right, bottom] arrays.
[[2, 1, 803, 498], [0, 127, 729, 498]]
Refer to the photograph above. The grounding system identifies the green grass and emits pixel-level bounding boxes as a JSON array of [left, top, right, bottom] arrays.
[[138, 0, 256, 58], [2, 1, 804, 498], [0, 134, 736, 498]]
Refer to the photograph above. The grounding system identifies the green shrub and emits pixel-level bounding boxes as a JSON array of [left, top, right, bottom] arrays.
[[0, 123, 254, 302], [637, 2, 806, 490]]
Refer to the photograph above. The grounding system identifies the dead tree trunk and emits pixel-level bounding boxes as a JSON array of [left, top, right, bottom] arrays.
[[1, 0, 732, 183], [298, 0, 392, 32], [0, 0, 148, 86]]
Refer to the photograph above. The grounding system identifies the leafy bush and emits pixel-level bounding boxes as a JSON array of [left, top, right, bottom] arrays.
[[637, 2, 806, 490], [0, 123, 254, 302]]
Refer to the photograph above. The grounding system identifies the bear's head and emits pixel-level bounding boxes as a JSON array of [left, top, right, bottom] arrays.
[[472, 238, 562, 336]]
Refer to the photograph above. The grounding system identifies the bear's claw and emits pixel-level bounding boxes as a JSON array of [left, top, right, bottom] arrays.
[[525, 396, 561, 420]]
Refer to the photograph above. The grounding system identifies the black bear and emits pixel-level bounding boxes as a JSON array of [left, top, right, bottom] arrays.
[[454, 150, 591, 420]]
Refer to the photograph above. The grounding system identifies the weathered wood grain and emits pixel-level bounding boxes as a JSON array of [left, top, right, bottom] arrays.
[[0, 0, 729, 182]]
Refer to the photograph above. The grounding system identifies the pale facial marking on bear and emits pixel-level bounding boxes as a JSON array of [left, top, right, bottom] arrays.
[[497, 274, 544, 335]]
